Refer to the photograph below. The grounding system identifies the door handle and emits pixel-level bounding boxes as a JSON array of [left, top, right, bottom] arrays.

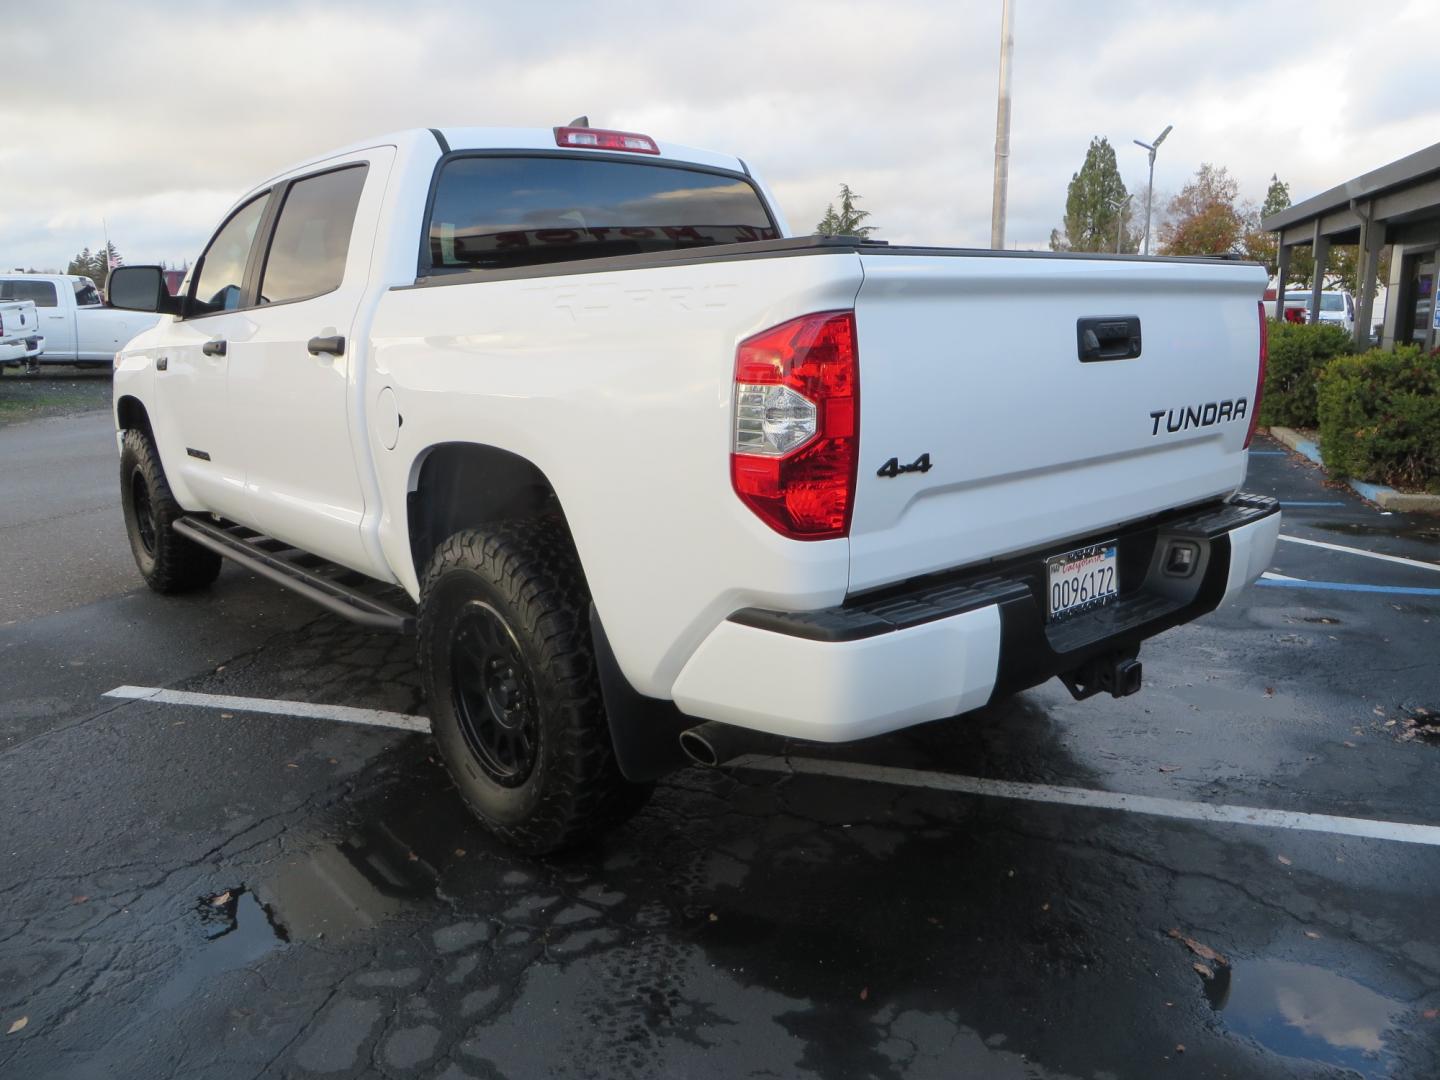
[[156, 356, 168, 371], [202, 339, 227, 357], [307, 335, 345, 356], [1077, 316, 1142, 362]]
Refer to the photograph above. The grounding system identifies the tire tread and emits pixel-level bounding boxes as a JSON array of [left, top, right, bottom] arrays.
[[418, 519, 649, 854]]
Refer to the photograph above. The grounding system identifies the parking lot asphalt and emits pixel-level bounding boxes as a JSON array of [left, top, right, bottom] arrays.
[[2, 421, 1438, 1080]]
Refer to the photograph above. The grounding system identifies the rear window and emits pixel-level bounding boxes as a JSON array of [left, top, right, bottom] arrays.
[[1320, 294, 1345, 312], [425, 155, 778, 272], [0, 279, 57, 307]]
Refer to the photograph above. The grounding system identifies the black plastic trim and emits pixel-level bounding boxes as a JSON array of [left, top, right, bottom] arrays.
[[1077, 315, 1142, 362], [307, 335, 345, 356], [590, 605, 694, 781], [728, 494, 1279, 647], [730, 577, 1030, 643], [428, 127, 450, 154], [397, 233, 1259, 292], [989, 535, 1230, 701]]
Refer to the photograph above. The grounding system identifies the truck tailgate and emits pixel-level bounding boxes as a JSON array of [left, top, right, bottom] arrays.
[[2, 302, 37, 338], [848, 251, 1267, 593]]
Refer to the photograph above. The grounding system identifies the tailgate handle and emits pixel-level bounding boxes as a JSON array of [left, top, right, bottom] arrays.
[[1077, 316, 1141, 362]]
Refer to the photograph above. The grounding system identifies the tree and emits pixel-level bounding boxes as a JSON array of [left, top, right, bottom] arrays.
[[1158, 164, 1247, 257], [65, 242, 121, 287], [1049, 137, 1137, 253], [1290, 243, 1392, 297], [815, 185, 877, 238], [1241, 174, 1290, 277]]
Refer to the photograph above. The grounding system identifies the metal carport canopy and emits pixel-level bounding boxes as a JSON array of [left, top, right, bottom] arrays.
[[1261, 141, 1440, 247]]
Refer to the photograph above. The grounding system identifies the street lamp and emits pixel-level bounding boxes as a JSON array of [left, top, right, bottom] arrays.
[[1109, 193, 1133, 253], [1133, 124, 1172, 256]]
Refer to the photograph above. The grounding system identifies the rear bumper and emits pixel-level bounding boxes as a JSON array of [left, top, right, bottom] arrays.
[[0, 335, 44, 362], [670, 494, 1280, 741]]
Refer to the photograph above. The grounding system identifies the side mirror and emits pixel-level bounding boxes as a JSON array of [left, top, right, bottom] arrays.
[[107, 265, 181, 315]]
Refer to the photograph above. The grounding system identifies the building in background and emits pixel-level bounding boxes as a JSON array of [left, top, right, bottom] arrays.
[[1262, 143, 1440, 349]]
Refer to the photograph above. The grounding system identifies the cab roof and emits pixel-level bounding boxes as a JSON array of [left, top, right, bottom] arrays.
[[264, 126, 749, 189]]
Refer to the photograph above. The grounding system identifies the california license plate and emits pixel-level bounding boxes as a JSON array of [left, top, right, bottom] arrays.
[[1046, 542, 1118, 621]]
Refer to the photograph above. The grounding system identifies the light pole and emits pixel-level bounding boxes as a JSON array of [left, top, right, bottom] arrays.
[[990, 0, 1015, 249], [1110, 194, 1133, 253], [1133, 124, 1172, 256]]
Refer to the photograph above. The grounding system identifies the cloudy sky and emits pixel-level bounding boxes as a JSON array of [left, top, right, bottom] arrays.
[[2, 0, 1435, 271]]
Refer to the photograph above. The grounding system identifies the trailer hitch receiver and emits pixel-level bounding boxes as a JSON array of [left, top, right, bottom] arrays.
[[1059, 649, 1143, 701]]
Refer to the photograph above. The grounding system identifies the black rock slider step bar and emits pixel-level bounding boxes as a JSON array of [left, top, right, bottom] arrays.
[[172, 516, 414, 634]]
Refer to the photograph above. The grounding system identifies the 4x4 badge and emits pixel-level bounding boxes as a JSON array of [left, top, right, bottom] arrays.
[[876, 453, 932, 478]]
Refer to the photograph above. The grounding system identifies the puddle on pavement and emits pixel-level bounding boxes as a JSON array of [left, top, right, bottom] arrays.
[[257, 823, 443, 940], [151, 763, 484, 1013], [153, 889, 287, 1010], [251, 759, 485, 941], [1205, 959, 1402, 1076]]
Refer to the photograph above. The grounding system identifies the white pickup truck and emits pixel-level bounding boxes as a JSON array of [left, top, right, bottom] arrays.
[[0, 274, 158, 366], [0, 297, 44, 369], [108, 125, 1280, 853]]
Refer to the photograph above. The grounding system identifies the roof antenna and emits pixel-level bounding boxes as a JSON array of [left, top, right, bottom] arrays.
[[568, 115, 590, 128]]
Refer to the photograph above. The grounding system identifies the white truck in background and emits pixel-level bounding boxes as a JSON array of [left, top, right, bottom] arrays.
[[0, 297, 44, 370], [107, 124, 1281, 854], [0, 274, 158, 366]]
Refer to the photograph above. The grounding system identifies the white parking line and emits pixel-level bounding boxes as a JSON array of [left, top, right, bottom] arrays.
[[103, 685, 431, 733], [1279, 533, 1440, 573], [728, 755, 1440, 848], [104, 686, 1440, 847]]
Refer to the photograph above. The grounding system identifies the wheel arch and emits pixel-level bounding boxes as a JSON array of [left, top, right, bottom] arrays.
[[115, 394, 152, 437], [406, 441, 571, 583]]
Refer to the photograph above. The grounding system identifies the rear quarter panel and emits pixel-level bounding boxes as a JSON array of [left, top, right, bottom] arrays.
[[369, 253, 864, 697]]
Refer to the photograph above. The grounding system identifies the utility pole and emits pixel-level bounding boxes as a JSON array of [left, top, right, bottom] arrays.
[[1133, 124, 1172, 256], [1112, 194, 1133, 253], [990, 0, 1015, 249]]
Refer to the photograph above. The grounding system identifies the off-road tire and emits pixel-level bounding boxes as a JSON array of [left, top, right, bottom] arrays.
[[418, 520, 652, 855], [119, 428, 222, 593]]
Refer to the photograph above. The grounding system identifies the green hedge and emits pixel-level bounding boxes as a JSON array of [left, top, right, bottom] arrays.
[[1317, 346, 1440, 493], [1259, 321, 1354, 429]]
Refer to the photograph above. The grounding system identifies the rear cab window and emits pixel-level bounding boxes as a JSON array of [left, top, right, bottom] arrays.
[[259, 165, 368, 305], [0, 279, 58, 307], [424, 155, 779, 273]]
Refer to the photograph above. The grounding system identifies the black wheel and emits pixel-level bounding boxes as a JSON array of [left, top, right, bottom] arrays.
[[418, 520, 652, 854], [119, 428, 222, 593]]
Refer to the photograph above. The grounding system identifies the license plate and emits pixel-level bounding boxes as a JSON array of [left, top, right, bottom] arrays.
[[1046, 542, 1118, 621]]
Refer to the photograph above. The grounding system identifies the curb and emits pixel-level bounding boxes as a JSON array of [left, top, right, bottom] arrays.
[[1268, 427, 1440, 512]]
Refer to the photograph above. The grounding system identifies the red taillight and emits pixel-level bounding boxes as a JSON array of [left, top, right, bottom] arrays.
[[553, 126, 660, 154], [731, 311, 858, 540], [1246, 300, 1267, 448]]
